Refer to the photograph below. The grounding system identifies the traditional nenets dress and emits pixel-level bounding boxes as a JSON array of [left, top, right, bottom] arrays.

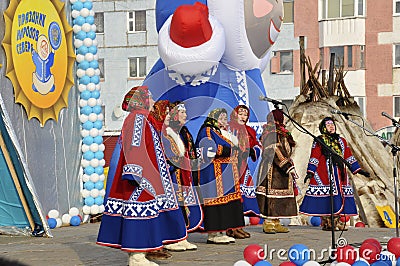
[[159, 102, 203, 251], [299, 117, 369, 230], [256, 108, 299, 234], [97, 86, 187, 266], [195, 108, 244, 244]]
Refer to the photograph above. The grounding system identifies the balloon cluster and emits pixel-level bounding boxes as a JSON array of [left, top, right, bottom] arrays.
[[47, 207, 82, 228], [235, 237, 400, 266], [70, 0, 105, 216]]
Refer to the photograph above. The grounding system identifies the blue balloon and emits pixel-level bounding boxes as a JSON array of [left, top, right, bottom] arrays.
[[353, 260, 370, 266], [89, 60, 98, 69], [93, 136, 103, 144], [94, 151, 104, 160], [70, 216, 81, 226], [77, 45, 89, 55], [88, 46, 97, 54], [91, 76, 100, 84], [92, 105, 102, 114], [81, 90, 91, 100], [75, 30, 86, 41], [396, 257, 400, 266], [84, 196, 95, 206], [288, 244, 310, 266], [83, 151, 95, 160], [84, 181, 95, 190], [86, 31, 96, 40], [378, 253, 394, 266], [74, 16, 85, 26], [95, 166, 104, 175], [81, 106, 93, 115], [79, 75, 90, 85], [47, 218, 57, 229], [91, 90, 100, 99], [93, 120, 103, 129], [84, 166, 95, 175], [94, 196, 104, 205], [310, 216, 321, 226], [83, 136, 94, 145], [254, 261, 272, 266], [85, 15, 95, 25], [72, 1, 83, 10], [95, 181, 104, 190], [83, 1, 93, 9], [78, 60, 90, 70], [83, 121, 94, 130], [371, 262, 390, 266]]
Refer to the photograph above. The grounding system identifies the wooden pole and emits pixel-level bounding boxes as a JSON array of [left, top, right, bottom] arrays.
[[328, 53, 335, 96], [0, 130, 35, 230], [299, 36, 306, 92]]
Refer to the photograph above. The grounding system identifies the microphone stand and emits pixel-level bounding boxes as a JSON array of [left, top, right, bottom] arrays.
[[278, 109, 352, 263], [339, 114, 400, 237]]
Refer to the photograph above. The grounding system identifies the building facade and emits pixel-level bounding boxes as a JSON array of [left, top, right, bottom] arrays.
[[264, 0, 400, 130]]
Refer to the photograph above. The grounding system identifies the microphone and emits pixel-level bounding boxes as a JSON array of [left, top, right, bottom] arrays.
[[382, 112, 400, 126], [330, 109, 353, 116], [259, 96, 283, 105]]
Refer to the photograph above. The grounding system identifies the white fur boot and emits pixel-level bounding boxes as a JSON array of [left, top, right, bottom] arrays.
[[128, 252, 159, 266]]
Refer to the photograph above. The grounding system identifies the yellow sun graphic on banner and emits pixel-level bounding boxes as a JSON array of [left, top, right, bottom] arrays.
[[2, 0, 75, 126]]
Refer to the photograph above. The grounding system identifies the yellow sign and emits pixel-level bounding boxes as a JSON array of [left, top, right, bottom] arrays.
[[376, 205, 399, 228], [2, 0, 74, 126]]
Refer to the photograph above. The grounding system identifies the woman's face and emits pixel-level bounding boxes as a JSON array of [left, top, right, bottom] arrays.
[[178, 109, 187, 125], [325, 121, 336, 134], [164, 107, 170, 126], [217, 112, 228, 129], [237, 109, 249, 125]]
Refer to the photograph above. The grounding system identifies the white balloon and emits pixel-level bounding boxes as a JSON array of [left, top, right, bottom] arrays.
[[97, 113, 104, 121], [88, 98, 97, 107], [81, 129, 90, 138], [80, 0, 86, 2], [70, 0, 77, 3], [96, 99, 102, 105], [91, 24, 97, 32], [94, 54, 99, 60], [61, 214, 72, 224], [82, 205, 91, 215], [69, 207, 80, 217], [95, 84, 101, 90], [71, 9, 80, 19], [80, 114, 89, 123], [99, 159, 106, 166], [76, 69, 85, 78], [73, 25, 82, 34], [88, 113, 97, 122], [90, 188, 100, 198], [56, 218, 62, 228], [90, 205, 100, 214], [82, 174, 90, 182], [90, 143, 99, 152], [303, 261, 321, 266], [99, 189, 106, 196], [78, 84, 87, 92], [79, 99, 88, 107], [87, 83, 96, 91], [89, 173, 100, 183], [83, 38, 93, 47], [94, 69, 101, 76], [85, 53, 94, 62], [89, 10, 95, 16], [89, 128, 99, 137], [99, 174, 105, 182], [86, 68, 95, 77], [98, 144, 105, 152], [76, 54, 85, 63], [98, 205, 105, 213], [233, 260, 251, 266], [92, 39, 98, 46], [80, 8, 90, 17], [48, 209, 60, 219], [335, 263, 351, 266], [81, 23, 92, 32], [90, 158, 99, 168], [82, 144, 90, 152], [81, 159, 89, 167]]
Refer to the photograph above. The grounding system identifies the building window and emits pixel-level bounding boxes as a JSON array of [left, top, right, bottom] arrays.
[[128, 11, 146, 32], [394, 44, 400, 67], [395, 0, 400, 15], [354, 96, 365, 117], [360, 45, 365, 69], [95, 12, 104, 33], [283, 0, 294, 23], [98, 58, 105, 80], [395, 97, 400, 117], [347, 45, 353, 68], [330, 46, 344, 67], [322, 0, 363, 19], [270, 51, 293, 74], [129, 57, 146, 78]]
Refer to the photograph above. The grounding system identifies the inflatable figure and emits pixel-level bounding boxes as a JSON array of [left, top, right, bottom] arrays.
[[143, 0, 283, 135]]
